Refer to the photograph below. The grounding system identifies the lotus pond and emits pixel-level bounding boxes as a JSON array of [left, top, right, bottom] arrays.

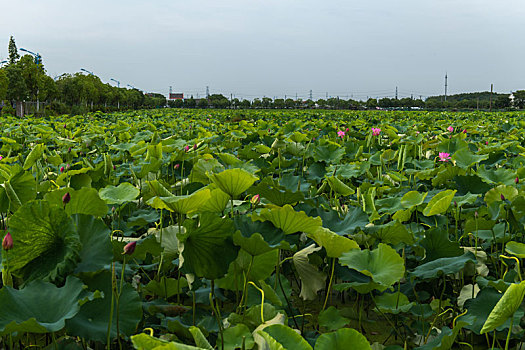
[[1, 109, 525, 349]]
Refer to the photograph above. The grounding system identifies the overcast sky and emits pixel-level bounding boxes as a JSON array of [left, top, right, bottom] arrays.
[[1, 0, 524, 100]]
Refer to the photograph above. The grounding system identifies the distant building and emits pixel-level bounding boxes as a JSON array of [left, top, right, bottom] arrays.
[[169, 93, 184, 100]]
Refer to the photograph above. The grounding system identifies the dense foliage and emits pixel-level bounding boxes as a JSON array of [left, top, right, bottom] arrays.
[[1, 109, 525, 349]]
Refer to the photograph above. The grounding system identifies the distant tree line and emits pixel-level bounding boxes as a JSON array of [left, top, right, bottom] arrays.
[[0, 36, 166, 117]]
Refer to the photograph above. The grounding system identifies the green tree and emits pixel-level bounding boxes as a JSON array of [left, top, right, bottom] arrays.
[[197, 98, 208, 108], [8, 36, 19, 64], [366, 98, 377, 108], [284, 98, 295, 108], [494, 94, 510, 109], [512, 91, 525, 109], [0, 69, 7, 101], [273, 98, 285, 109], [184, 97, 196, 108]]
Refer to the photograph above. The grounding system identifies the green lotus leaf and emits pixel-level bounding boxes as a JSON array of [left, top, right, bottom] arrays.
[[73, 214, 113, 273], [179, 213, 239, 280], [189, 326, 213, 350], [452, 147, 488, 169], [44, 187, 108, 217], [325, 176, 355, 196], [131, 332, 205, 350], [144, 277, 189, 298], [253, 204, 322, 235], [200, 187, 230, 213], [420, 227, 463, 263], [152, 225, 181, 261], [339, 243, 405, 292], [99, 182, 140, 205], [505, 241, 525, 258], [190, 157, 224, 185], [401, 191, 427, 208], [374, 292, 414, 314], [315, 328, 371, 350], [313, 144, 345, 164], [318, 306, 350, 331], [481, 281, 525, 334], [248, 177, 304, 206], [414, 321, 468, 350], [66, 271, 143, 343], [410, 252, 476, 280], [373, 220, 415, 246], [477, 165, 516, 185], [8, 200, 81, 284], [207, 168, 258, 198], [0, 167, 37, 213], [312, 207, 369, 235], [308, 227, 359, 258], [260, 324, 312, 350], [148, 188, 211, 215], [0, 276, 84, 335], [22, 143, 45, 170], [454, 175, 491, 195], [484, 185, 518, 205], [423, 189, 456, 216], [293, 244, 326, 300], [220, 324, 255, 350]]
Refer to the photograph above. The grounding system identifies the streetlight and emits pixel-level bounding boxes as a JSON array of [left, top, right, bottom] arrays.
[[110, 79, 121, 109], [20, 48, 42, 113], [80, 68, 94, 76], [127, 84, 142, 92], [0, 60, 7, 68], [110, 78, 120, 88]]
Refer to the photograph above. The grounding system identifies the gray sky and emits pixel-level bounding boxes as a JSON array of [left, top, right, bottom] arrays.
[[2, 0, 524, 100]]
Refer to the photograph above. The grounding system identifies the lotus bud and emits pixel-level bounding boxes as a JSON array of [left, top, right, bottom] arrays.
[[501, 194, 506, 201], [122, 241, 137, 255], [193, 144, 197, 150], [485, 141, 488, 145], [174, 163, 180, 169], [0, 155, 3, 160], [63, 124, 67, 128], [60, 166, 65, 173], [66, 164, 71, 170], [462, 129, 467, 133], [2, 232, 13, 251], [68, 147, 71, 153], [454, 201, 457, 207], [112, 206, 116, 213], [251, 194, 260, 205], [184, 145, 190, 152], [62, 192, 71, 205], [516, 177, 519, 184]]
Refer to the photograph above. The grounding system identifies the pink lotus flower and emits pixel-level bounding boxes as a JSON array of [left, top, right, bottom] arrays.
[[372, 128, 381, 136], [447, 126, 454, 132], [346, 128, 349, 132], [337, 130, 345, 138], [60, 166, 65, 173], [0, 155, 3, 160], [174, 163, 180, 169], [2, 232, 13, 251], [184, 145, 190, 152], [62, 192, 71, 205], [486, 141, 489, 145], [122, 241, 137, 255], [462, 129, 467, 134], [438, 152, 451, 162]]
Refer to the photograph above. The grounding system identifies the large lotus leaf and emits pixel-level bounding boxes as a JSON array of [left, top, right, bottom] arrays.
[[373, 220, 415, 245], [293, 244, 326, 300], [312, 207, 369, 235], [481, 281, 525, 334], [401, 191, 427, 209], [148, 188, 211, 214], [477, 165, 516, 185], [248, 177, 304, 206], [66, 271, 143, 343], [99, 182, 140, 205], [233, 216, 289, 256], [200, 187, 230, 213], [422, 190, 456, 216], [253, 205, 322, 235], [325, 176, 355, 196], [308, 227, 359, 258], [453, 175, 491, 195], [179, 213, 239, 280], [313, 144, 345, 164], [328, 162, 370, 179], [207, 168, 258, 198], [420, 227, 463, 263], [131, 333, 205, 350], [8, 200, 81, 284], [0, 167, 37, 213], [152, 225, 181, 261], [189, 326, 213, 350], [452, 148, 488, 169], [22, 143, 45, 170], [144, 277, 189, 298], [260, 324, 312, 350], [505, 241, 525, 258], [318, 306, 350, 331], [44, 187, 108, 217], [217, 249, 278, 291], [414, 321, 467, 350], [374, 292, 414, 314], [190, 157, 224, 185], [221, 324, 255, 350], [72, 214, 112, 273], [339, 243, 405, 292], [315, 328, 371, 350], [459, 287, 523, 334], [410, 252, 476, 280], [0, 276, 84, 334], [484, 185, 518, 205]]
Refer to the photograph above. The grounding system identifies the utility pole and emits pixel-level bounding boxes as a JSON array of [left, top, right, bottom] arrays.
[[326, 92, 328, 100], [169, 86, 172, 95], [489, 84, 493, 111], [295, 93, 298, 100], [206, 86, 209, 99], [395, 86, 398, 100], [309, 90, 313, 100], [444, 73, 448, 102]]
